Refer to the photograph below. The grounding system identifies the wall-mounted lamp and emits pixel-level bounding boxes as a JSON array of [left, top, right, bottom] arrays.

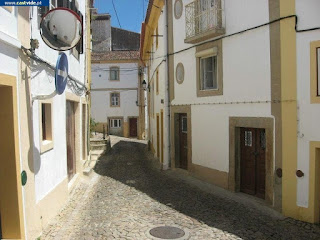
[[142, 80, 147, 90]]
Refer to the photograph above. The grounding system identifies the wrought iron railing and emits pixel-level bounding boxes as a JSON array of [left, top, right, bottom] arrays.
[[185, 0, 224, 39]]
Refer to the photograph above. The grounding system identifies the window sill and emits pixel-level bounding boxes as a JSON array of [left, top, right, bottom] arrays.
[[110, 105, 120, 108], [197, 88, 223, 97], [40, 140, 54, 154], [185, 28, 225, 44]]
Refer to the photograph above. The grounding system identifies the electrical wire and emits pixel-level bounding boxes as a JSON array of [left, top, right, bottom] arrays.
[[111, 0, 135, 60], [142, 14, 320, 63], [21, 46, 87, 96]]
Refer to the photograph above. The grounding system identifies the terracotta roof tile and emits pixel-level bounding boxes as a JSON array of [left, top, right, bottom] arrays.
[[92, 51, 140, 61]]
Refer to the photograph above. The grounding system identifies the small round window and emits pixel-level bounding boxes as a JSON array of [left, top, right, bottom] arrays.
[[176, 63, 185, 84], [174, 0, 183, 19]]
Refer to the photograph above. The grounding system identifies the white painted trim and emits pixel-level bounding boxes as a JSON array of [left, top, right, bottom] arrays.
[[0, 30, 21, 49]]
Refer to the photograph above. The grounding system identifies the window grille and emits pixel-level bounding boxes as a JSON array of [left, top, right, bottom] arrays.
[[185, 0, 224, 39]]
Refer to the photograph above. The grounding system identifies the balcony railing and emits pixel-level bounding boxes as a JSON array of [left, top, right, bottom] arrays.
[[185, 0, 225, 43]]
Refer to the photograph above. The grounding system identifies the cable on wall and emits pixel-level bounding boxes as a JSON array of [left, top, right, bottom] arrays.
[[21, 46, 87, 96], [142, 14, 320, 63]]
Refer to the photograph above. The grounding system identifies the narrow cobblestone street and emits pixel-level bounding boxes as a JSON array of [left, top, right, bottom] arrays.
[[43, 137, 320, 240]]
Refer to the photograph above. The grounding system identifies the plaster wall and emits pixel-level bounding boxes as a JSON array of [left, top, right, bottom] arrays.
[[91, 62, 139, 129], [0, 7, 19, 77], [295, 0, 320, 208], [91, 90, 138, 122], [91, 62, 139, 89], [147, 10, 166, 157], [0, 7, 18, 40], [30, 1, 87, 203], [171, 1, 272, 171]]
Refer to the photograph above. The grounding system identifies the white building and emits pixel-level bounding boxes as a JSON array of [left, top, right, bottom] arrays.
[[142, 0, 320, 223], [91, 13, 145, 139], [0, 1, 91, 238]]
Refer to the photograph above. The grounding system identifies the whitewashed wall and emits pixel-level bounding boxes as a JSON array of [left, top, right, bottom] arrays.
[[0, 7, 19, 77], [171, 0, 272, 171], [91, 62, 139, 123], [30, 1, 87, 202], [148, 9, 166, 157], [295, 0, 320, 208]]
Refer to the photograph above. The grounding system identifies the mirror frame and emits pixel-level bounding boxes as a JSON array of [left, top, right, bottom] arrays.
[[40, 7, 83, 51]]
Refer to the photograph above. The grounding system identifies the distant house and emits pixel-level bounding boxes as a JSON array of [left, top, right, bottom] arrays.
[[91, 13, 145, 139]]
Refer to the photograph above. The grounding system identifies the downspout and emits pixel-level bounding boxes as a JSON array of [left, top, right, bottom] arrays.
[[163, 0, 171, 170]]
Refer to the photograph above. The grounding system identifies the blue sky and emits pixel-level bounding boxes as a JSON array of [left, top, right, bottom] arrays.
[[94, 0, 148, 33]]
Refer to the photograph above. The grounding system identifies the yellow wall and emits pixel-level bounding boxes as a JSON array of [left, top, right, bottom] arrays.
[[280, 0, 299, 220], [0, 75, 25, 239]]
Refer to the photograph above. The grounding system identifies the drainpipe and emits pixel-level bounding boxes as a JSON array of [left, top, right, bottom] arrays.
[[163, 0, 171, 170]]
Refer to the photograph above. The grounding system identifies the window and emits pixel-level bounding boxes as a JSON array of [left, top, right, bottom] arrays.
[[182, 117, 187, 133], [40, 102, 53, 153], [196, 40, 223, 97], [110, 92, 120, 107], [110, 67, 120, 81], [200, 55, 218, 90], [244, 131, 252, 147], [156, 70, 159, 94], [185, 0, 224, 44], [110, 119, 121, 128], [310, 41, 320, 103]]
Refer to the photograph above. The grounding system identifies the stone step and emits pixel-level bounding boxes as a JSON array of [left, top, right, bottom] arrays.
[[90, 139, 108, 145], [90, 144, 107, 151], [83, 167, 92, 176], [91, 149, 106, 156]]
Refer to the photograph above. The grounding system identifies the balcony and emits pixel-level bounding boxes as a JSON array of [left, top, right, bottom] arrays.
[[185, 0, 225, 44]]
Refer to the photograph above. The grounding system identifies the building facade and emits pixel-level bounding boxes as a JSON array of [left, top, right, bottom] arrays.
[[142, 0, 320, 223], [91, 13, 145, 139], [0, 1, 92, 238]]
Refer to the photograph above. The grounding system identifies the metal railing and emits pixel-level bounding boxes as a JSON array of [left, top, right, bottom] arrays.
[[185, 0, 224, 39]]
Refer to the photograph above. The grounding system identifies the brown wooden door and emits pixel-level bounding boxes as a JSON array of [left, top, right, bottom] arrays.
[[179, 114, 188, 170], [240, 128, 266, 199], [129, 118, 138, 137], [66, 101, 76, 181]]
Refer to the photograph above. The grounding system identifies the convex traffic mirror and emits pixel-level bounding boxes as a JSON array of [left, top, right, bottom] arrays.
[[40, 8, 82, 51]]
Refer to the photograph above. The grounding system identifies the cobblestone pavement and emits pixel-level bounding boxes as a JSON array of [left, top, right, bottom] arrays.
[[42, 136, 320, 240]]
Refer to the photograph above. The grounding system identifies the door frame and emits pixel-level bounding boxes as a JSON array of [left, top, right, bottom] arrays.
[[0, 74, 25, 239], [107, 116, 124, 136], [170, 105, 192, 170], [128, 116, 139, 138], [66, 93, 81, 183], [228, 117, 274, 205]]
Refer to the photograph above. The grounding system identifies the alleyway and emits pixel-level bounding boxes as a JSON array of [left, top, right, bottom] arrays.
[[43, 137, 320, 240]]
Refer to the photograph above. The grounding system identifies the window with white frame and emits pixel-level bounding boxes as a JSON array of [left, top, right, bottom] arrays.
[[110, 119, 121, 128], [200, 55, 218, 90], [110, 92, 120, 107], [110, 67, 120, 81]]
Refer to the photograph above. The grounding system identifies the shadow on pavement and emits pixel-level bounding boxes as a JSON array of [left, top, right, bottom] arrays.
[[94, 139, 320, 240]]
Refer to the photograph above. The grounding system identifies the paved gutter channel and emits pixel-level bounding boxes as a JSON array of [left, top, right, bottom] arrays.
[[42, 136, 320, 240]]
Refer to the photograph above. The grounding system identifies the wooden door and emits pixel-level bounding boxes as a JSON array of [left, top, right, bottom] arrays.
[[66, 101, 76, 181], [240, 128, 266, 199], [129, 118, 138, 137], [179, 114, 188, 170]]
